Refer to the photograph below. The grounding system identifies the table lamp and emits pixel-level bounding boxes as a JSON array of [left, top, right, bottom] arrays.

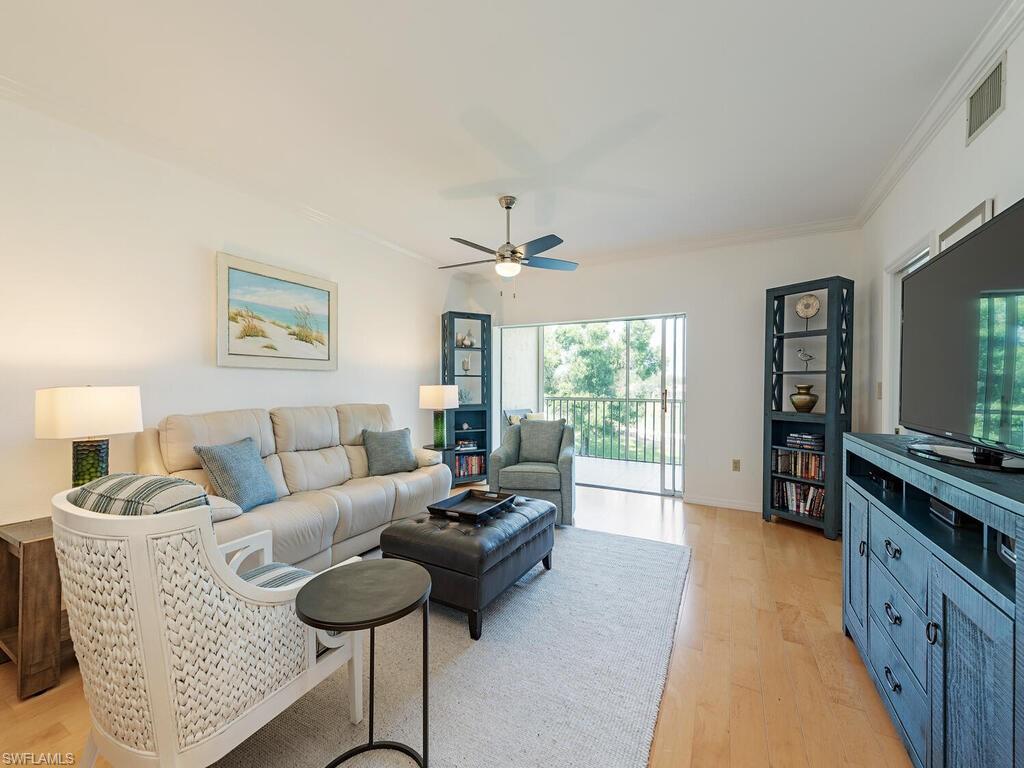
[[419, 384, 459, 449], [35, 385, 144, 486]]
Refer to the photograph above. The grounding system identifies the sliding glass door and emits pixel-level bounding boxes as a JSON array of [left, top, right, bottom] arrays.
[[660, 315, 686, 496], [498, 314, 685, 496]]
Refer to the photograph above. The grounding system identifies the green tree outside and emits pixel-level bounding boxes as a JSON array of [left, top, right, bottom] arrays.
[[543, 320, 670, 461]]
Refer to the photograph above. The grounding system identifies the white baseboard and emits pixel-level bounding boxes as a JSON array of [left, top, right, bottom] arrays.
[[682, 494, 760, 513]]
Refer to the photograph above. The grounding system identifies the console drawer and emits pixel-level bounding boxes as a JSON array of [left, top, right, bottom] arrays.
[[868, 556, 928, 692], [868, 616, 928, 766], [869, 504, 928, 609]]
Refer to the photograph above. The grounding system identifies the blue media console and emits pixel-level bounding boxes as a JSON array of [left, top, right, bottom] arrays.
[[843, 432, 1023, 767]]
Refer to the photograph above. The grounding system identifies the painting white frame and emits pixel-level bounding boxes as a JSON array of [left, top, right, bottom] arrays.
[[216, 252, 339, 370]]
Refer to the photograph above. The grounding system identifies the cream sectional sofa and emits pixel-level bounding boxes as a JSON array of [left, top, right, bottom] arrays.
[[136, 403, 452, 571]]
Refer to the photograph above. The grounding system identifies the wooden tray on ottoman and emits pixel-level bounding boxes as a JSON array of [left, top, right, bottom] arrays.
[[427, 489, 515, 523]]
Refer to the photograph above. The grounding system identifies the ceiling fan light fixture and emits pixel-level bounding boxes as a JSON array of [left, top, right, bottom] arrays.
[[495, 259, 521, 278]]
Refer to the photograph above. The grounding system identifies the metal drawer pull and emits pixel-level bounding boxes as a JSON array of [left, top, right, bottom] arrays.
[[883, 665, 902, 694], [926, 621, 940, 645], [883, 538, 902, 559], [883, 602, 902, 626], [858, 540, 866, 556]]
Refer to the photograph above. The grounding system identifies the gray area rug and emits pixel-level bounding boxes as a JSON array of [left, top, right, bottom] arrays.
[[215, 526, 690, 768]]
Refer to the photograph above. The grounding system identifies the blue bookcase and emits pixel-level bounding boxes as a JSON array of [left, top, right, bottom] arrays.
[[763, 275, 854, 539], [441, 311, 492, 485]]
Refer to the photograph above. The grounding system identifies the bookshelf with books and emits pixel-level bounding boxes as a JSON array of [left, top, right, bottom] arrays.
[[763, 277, 853, 539], [441, 311, 492, 485]]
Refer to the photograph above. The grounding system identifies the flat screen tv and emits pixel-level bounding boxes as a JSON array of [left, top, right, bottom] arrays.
[[901, 196, 1024, 470]]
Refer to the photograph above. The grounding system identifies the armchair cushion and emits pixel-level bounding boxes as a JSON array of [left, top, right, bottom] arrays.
[[362, 427, 417, 475], [68, 473, 208, 516], [519, 418, 566, 463], [499, 462, 562, 491], [239, 561, 313, 588], [194, 437, 278, 511]]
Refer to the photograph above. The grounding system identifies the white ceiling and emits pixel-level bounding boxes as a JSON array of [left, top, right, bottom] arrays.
[[0, 1, 1005, 265]]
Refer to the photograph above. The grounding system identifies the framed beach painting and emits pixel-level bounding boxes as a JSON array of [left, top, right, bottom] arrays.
[[216, 252, 338, 370]]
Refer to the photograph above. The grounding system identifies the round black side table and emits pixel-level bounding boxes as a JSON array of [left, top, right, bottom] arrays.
[[296, 559, 431, 767]]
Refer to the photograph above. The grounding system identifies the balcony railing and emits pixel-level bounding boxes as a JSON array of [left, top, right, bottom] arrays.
[[544, 396, 684, 464]]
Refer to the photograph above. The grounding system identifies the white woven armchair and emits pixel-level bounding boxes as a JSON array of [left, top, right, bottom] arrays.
[[51, 490, 363, 768]]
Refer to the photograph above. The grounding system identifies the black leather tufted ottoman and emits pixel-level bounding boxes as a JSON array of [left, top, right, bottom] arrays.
[[379, 496, 556, 639]]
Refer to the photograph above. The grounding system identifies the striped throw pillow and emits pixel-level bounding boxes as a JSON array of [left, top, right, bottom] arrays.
[[239, 562, 313, 588], [68, 473, 209, 516]]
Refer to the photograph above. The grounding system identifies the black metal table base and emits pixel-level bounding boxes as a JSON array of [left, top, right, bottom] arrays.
[[326, 602, 429, 767], [326, 741, 422, 767]]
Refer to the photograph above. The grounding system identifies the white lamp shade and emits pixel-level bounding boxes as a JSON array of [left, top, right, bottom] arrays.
[[35, 386, 144, 440], [419, 384, 459, 411]]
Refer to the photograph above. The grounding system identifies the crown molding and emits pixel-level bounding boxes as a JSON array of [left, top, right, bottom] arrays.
[[856, 0, 1024, 225], [566, 215, 860, 268]]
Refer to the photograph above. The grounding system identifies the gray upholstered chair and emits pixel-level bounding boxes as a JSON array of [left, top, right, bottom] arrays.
[[489, 419, 575, 525]]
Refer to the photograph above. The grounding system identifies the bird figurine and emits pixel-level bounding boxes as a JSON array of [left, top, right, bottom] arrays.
[[796, 348, 815, 371]]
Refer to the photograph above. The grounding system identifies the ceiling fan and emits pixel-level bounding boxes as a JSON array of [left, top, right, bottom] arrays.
[[440, 195, 577, 277]]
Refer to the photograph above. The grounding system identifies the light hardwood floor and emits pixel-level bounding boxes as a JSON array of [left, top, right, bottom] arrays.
[[0, 487, 911, 767]]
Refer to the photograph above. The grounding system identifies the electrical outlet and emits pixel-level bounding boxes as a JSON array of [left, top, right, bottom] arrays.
[[732, 458, 741, 472], [876, 381, 883, 400]]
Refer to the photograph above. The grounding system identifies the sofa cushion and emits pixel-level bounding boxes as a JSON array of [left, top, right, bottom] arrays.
[[321, 477, 397, 541], [213, 490, 339, 565], [336, 404, 394, 445], [415, 448, 442, 467], [171, 456, 288, 499], [207, 495, 244, 523], [68, 473, 208, 516], [194, 438, 278, 512], [159, 409, 276, 472], [390, 464, 452, 521], [278, 446, 352, 493], [239, 561, 313, 588], [363, 428, 417, 475], [519, 419, 566, 463], [344, 445, 369, 478], [499, 462, 562, 491], [270, 406, 340, 452]]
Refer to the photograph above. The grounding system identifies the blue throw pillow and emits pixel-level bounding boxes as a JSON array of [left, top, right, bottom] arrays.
[[193, 437, 277, 512], [363, 428, 418, 475]]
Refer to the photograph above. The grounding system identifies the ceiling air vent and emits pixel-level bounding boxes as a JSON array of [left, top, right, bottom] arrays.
[[967, 56, 1005, 145]]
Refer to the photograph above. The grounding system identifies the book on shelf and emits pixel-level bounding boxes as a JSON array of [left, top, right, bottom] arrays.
[[771, 478, 825, 519], [785, 432, 824, 451], [771, 448, 825, 481], [455, 453, 485, 478]]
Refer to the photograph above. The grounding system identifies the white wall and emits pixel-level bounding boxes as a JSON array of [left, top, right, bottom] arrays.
[[471, 229, 868, 511], [0, 101, 469, 521], [862, 33, 1024, 434]]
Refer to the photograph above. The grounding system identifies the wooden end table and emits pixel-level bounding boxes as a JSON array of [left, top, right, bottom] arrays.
[[0, 517, 73, 698]]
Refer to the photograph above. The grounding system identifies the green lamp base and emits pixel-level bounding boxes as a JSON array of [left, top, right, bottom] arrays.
[[72, 439, 109, 487], [432, 410, 447, 449]]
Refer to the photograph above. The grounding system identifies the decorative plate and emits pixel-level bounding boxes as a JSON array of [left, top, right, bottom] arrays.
[[795, 293, 821, 319]]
